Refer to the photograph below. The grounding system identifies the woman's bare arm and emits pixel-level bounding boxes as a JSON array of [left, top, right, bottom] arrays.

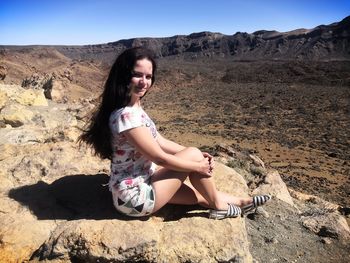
[[123, 127, 211, 176], [156, 133, 186, 154]]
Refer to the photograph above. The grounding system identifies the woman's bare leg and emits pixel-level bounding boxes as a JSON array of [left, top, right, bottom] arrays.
[[167, 181, 209, 206], [215, 191, 252, 207], [151, 147, 251, 213], [151, 168, 189, 212], [167, 182, 251, 207]]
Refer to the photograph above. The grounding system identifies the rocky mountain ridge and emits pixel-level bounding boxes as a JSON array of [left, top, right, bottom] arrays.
[[51, 15, 350, 62], [1, 16, 349, 65]]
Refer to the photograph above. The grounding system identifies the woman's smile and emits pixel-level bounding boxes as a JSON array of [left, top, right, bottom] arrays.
[[129, 58, 153, 104]]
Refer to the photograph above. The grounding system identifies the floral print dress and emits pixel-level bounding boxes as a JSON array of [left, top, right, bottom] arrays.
[[108, 106, 158, 216]]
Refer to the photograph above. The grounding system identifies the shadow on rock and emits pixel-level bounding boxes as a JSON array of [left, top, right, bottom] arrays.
[[8, 173, 210, 221], [155, 204, 208, 221], [8, 173, 123, 220]]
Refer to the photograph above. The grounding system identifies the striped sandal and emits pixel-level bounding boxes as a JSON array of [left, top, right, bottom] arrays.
[[242, 195, 271, 215], [209, 203, 242, 220]]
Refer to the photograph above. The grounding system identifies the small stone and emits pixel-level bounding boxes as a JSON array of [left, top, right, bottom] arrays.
[[264, 236, 278, 244], [321, 237, 332, 244]]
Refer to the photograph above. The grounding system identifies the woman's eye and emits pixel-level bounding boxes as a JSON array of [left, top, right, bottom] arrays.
[[132, 72, 152, 80], [132, 73, 142, 78]]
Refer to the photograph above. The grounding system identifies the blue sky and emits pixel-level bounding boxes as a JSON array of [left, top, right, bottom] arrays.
[[1, 0, 349, 45]]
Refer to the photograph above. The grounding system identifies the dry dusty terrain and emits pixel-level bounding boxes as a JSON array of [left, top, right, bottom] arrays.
[[1, 47, 349, 208], [1, 49, 350, 262], [143, 58, 350, 208]]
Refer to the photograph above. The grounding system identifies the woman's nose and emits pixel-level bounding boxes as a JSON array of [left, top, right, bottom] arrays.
[[140, 75, 146, 83]]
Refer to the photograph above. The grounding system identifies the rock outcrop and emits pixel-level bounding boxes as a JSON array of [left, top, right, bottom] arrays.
[[0, 83, 253, 262], [0, 64, 7, 80], [0, 83, 349, 262]]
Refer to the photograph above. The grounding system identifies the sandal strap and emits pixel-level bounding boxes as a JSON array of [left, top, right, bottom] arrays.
[[209, 203, 241, 220], [227, 203, 241, 217], [242, 195, 271, 214], [253, 195, 271, 206]]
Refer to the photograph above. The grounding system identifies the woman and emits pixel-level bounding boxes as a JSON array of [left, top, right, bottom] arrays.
[[79, 47, 270, 219]]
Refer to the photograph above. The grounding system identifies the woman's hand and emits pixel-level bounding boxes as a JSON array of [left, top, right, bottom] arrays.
[[197, 156, 213, 177], [202, 152, 215, 173]]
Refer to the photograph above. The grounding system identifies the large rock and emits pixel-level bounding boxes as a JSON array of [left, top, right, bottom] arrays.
[[20, 73, 93, 103], [0, 89, 8, 108], [0, 83, 48, 106], [0, 215, 56, 263], [1, 104, 34, 127], [0, 64, 7, 80], [21, 73, 52, 90], [0, 191, 58, 262], [15, 88, 48, 106], [290, 189, 350, 242], [37, 220, 161, 262], [49, 79, 65, 102], [36, 214, 251, 262], [302, 213, 350, 241], [1, 107, 253, 262], [0, 141, 109, 189], [0, 126, 68, 145], [253, 169, 294, 207], [216, 144, 294, 206], [2, 162, 252, 263]]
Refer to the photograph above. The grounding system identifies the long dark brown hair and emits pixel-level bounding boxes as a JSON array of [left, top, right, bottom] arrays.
[[78, 47, 157, 159]]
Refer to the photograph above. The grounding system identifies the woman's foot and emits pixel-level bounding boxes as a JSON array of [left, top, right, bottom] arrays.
[[209, 203, 242, 220], [241, 195, 271, 215]]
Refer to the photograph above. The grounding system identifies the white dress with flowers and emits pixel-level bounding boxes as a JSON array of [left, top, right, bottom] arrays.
[[108, 106, 158, 216]]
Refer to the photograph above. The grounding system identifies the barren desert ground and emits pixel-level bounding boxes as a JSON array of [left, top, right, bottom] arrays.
[[1, 48, 349, 208], [142, 58, 350, 207]]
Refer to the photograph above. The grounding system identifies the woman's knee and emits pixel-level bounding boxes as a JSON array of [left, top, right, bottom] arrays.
[[183, 147, 203, 161]]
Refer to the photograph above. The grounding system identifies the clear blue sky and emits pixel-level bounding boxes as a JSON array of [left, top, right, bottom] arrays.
[[1, 0, 349, 45]]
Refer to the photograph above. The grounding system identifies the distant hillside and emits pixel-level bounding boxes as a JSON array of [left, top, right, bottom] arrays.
[[53, 15, 349, 63], [1, 16, 349, 64]]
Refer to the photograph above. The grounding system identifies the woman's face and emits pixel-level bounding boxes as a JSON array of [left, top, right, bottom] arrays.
[[129, 58, 153, 100]]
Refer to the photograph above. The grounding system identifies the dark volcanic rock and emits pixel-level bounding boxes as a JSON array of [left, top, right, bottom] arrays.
[[49, 16, 350, 64]]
